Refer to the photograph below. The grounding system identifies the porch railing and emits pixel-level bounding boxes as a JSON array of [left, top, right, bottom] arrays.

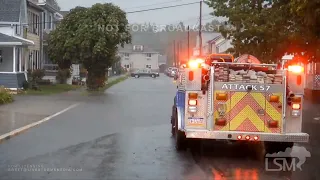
[[43, 64, 59, 72]]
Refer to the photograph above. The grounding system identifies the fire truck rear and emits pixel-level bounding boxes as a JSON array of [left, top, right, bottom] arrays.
[[171, 54, 309, 153]]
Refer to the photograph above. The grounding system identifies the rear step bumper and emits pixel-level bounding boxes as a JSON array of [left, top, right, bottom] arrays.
[[185, 130, 309, 143]]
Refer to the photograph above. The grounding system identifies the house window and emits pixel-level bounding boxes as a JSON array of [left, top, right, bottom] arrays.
[[146, 65, 151, 68], [125, 65, 129, 68], [0, 50, 2, 64], [48, 15, 52, 29], [124, 53, 129, 57], [133, 45, 143, 51], [146, 53, 151, 57], [43, 12, 46, 29], [36, 51, 39, 69], [15, 24, 20, 35], [27, 11, 39, 35]]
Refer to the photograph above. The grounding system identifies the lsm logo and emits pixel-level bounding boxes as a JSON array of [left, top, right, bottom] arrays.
[[265, 146, 311, 171]]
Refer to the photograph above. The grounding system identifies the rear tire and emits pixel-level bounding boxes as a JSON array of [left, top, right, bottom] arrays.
[[173, 109, 187, 151], [151, 74, 156, 78], [171, 105, 176, 136]]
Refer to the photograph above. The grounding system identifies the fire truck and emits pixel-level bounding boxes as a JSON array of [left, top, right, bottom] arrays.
[[171, 53, 309, 154]]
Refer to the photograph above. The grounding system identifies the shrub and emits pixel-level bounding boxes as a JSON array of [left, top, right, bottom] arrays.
[[80, 68, 87, 78], [32, 69, 45, 82], [56, 69, 71, 84], [0, 86, 13, 104], [37, 79, 52, 85], [22, 81, 29, 90]]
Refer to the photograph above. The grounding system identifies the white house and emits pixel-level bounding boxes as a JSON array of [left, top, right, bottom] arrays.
[[193, 32, 221, 56], [193, 32, 233, 56], [118, 44, 160, 72], [0, 0, 35, 89]]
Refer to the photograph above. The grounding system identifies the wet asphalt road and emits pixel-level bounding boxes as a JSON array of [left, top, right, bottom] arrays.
[[0, 75, 319, 180]]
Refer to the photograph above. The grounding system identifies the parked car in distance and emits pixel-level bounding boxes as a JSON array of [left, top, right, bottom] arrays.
[[168, 67, 178, 78], [131, 69, 158, 78]]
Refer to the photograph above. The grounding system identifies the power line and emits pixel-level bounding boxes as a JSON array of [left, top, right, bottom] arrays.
[[0, 15, 215, 29], [0, 1, 201, 28], [167, 13, 211, 25], [124, 0, 185, 10], [126, 2, 200, 13]]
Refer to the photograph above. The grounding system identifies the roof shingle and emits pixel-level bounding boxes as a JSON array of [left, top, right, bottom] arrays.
[[0, 0, 21, 23], [0, 33, 33, 44]]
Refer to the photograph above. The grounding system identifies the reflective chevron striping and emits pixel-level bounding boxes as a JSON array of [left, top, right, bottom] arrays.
[[221, 105, 271, 132]]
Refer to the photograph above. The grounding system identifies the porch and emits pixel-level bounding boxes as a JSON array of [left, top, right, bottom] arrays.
[[0, 33, 34, 89]]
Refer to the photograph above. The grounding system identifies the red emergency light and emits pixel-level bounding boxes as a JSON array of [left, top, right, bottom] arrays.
[[288, 65, 304, 74]]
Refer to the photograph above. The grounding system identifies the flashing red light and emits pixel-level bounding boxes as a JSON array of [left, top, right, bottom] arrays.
[[237, 135, 242, 140], [245, 135, 250, 140], [253, 136, 259, 141], [288, 65, 304, 73]]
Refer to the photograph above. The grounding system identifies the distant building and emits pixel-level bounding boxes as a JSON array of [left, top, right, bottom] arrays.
[[193, 32, 233, 55], [158, 55, 167, 65], [118, 44, 160, 72]]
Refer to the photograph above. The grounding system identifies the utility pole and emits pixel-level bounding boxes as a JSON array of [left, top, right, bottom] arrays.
[[199, 0, 202, 56], [173, 40, 176, 67], [177, 41, 180, 67], [187, 25, 190, 60]]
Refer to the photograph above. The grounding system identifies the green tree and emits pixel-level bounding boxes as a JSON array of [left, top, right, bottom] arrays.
[[206, 0, 320, 63], [48, 3, 131, 90], [48, 6, 87, 69], [288, 0, 320, 62], [205, 0, 293, 63]]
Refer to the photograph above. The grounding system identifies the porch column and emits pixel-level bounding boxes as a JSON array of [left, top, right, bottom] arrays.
[[19, 47, 22, 72], [13, 46, 16, 72]]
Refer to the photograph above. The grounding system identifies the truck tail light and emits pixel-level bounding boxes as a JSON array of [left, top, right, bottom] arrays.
[[269, 95, 279, 102], [292, 103, 300, 110], [292, 96, 301, 103], [215, 118, 226, 126], [297, 75, 302, 85], [216, 93, 228, 100], [188, 99, 197, 106], [188, 93, 198, 99], [188, 71, 194, 81], [268, 120, 278, 128]]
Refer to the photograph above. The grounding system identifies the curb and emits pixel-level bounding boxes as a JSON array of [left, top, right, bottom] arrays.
[[0, 103, 79, 143]]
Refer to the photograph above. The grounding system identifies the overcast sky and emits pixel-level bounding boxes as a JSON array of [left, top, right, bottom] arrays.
[[56, 0, 220, 25]]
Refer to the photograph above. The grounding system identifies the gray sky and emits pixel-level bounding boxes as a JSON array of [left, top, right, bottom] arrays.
[[56, 0, 219, 25]]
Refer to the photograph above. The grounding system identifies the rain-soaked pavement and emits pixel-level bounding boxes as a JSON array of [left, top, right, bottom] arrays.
[[0, 75, 319, 180]]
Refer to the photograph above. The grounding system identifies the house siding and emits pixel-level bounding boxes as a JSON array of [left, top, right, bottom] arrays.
[[0, 73, 26, 88], [26, 4, 42, 70], [217, 39, 232, 53]]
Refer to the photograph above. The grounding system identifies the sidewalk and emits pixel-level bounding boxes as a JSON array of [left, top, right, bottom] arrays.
[[0, 75, 128, 137]]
